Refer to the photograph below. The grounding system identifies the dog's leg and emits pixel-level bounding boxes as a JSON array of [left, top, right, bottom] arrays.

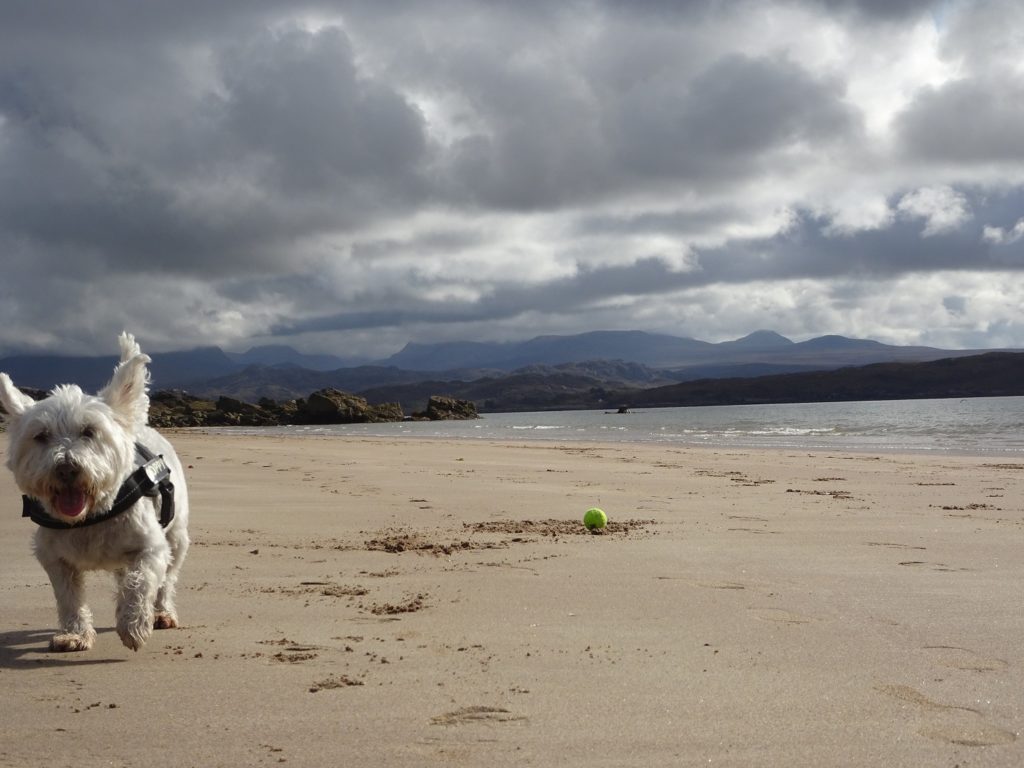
[[154, 531, 190, 629], [114, 553, 166, 651], [38, 555, 96, 652]]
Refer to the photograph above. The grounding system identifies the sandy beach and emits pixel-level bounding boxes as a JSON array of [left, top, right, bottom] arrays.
[[2, 431, 1022, 767]]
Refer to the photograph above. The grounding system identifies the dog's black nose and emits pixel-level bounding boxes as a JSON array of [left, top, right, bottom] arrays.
[[55, 461, 80, 484]]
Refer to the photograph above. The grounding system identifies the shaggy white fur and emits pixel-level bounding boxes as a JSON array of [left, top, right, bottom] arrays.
[[0, 333, 190, 652]]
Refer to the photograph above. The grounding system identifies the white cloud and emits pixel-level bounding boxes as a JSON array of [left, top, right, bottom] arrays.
[[896, 185, 970, 235], [837, 15, 958, 138], [982, 218, 1024, 245], [822, 193, 894, 236]]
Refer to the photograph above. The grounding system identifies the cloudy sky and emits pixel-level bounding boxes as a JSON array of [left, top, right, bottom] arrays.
[[1, 0, 1022, 358]]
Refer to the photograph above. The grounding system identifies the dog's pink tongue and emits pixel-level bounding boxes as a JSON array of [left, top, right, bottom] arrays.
[[56, 489, 87, 518]]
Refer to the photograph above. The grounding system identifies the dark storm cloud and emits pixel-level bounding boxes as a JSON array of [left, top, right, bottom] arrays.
[[270, 257, 683, 335], [422, 44, 858, 208], [424, 31, 611, 210], [350, 228, 487, 261], [594, 0, 936, 20], [576, 205, 743, 237], [1, 0, 1022, 356], [610, 54, 858, 180], [0, 0, 888, 265], [895, 79, 1024, 163], [809, 0, 940, 19], [220, 25, 429, 192], [0, 12, 432, 277], [704, 209, 998, 282]]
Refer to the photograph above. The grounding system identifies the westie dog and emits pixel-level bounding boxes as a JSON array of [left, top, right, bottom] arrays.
[[0, 333, 189, 652]]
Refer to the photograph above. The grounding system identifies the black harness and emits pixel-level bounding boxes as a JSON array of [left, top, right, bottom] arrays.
[[22, 443, 175, 530]]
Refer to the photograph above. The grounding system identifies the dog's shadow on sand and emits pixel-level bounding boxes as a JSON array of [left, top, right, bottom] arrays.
[[0, 627, 126, 669]]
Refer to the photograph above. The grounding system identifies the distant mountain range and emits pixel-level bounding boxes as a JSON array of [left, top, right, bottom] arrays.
[[618, 352, 1024, 409], [380, 329, 947, 371], [1, 330, 1020, 412], [228, 345, 367, 371]]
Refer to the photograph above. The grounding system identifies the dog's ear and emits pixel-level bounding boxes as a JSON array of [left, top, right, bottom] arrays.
[[0, 372, 35, 418], [99, 334, 152, 429], [116, 331, 143, 363]]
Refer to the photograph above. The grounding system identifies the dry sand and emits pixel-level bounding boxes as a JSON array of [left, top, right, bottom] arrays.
[[2, 431, 1023, 767]]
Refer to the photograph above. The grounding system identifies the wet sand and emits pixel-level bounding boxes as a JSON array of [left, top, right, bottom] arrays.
[[2, 432, 1022, 766]]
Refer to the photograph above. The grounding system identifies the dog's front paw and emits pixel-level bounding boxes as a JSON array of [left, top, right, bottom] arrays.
[[153, 611, 179, 630], [117, 619, 152, 652], [50, 629, 96, 652]]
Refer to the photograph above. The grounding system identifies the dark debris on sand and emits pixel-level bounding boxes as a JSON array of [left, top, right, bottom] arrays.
[[365, 532, 508, 556], [363, 519, 656, 558], [464, 518, 656, 537]]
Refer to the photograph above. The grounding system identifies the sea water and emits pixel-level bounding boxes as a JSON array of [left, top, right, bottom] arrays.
[[216, 396, 1024, 455]]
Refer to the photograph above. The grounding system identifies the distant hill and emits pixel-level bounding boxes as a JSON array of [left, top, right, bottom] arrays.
[[185, 364, 488, 403], [4, 345, 1021, 416], [227, 345, 367, 371], [1, 331, 1019, 406], [185, 360, 673, 405], [617, 352, 1024, 409], [360, 368, 623, 414], [381, 329, 989, 372], [383, 330, 714, 370], [717, 330, 795, 350], [356, 352, 1024, 413]]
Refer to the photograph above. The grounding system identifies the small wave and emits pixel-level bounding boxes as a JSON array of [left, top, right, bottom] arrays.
[[745, 427, 836, 437]]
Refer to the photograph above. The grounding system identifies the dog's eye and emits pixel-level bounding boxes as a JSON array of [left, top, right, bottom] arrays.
[[33, 430, 50, 444], [81, 426, 96, 440]]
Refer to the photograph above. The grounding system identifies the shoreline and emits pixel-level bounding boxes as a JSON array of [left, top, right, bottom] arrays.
[[2, 431, 1022, 766], [174, 425, 1024, 460], [172, 394, 1024, 457]]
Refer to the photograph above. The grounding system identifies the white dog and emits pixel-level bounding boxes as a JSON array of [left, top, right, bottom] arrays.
[[0, 333, 189, 652]]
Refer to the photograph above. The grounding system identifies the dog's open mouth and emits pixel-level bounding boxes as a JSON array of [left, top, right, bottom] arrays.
[[54, 488, 89, 518]]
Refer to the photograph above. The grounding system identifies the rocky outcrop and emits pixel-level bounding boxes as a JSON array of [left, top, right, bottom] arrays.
[[149, 391, 295, 428], [149, 391, 237, 428], [416, 395, 479, 421], [294, 389, 404, 424], [6, 386, 471, 429]]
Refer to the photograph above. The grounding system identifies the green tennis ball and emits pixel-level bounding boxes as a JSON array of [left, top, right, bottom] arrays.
[[583, 507, 607, 530]]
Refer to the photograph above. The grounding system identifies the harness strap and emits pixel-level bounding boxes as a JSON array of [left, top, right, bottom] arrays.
[[133, 443, 175, 528], [22, 443, 175, 530]]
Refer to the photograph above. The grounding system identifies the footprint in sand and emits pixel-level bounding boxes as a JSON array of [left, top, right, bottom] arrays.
[[875, 684, 1017, 746], [653, 577, 746, 591], [430, 706, 527, 726], [924, 645, 1010, 673], [697, 581, 747, 591], [749, 607, 814, 625], [866, 542, 927, 551], [897, 560, 971, 572]]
